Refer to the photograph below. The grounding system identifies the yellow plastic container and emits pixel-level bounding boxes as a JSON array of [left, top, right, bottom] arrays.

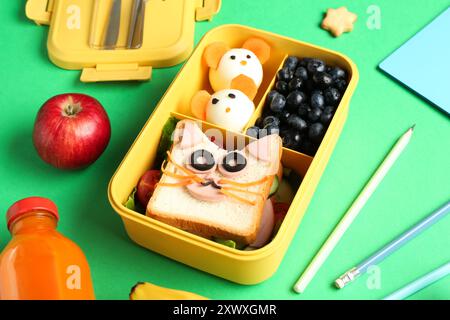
[[108, 24, 358, 284], [25, 0, 221, 82]]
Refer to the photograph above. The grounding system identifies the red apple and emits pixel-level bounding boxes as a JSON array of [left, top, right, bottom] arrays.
[[33, 93, 111, 169]]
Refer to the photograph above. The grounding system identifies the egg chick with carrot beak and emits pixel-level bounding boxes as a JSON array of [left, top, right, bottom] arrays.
[[191, 88, 254, 132], [204, 37, 271, 97]]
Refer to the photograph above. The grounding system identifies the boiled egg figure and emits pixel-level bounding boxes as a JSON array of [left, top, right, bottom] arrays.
[[191, 89, 255, 132], [203, 38, 271, 98], [210, 48, 263, 92]]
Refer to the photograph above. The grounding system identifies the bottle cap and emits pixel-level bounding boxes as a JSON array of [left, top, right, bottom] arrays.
[[6, 197, 59, 229]]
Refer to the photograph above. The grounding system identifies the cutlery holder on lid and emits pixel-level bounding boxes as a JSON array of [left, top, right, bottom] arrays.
[[25, 0, 221, 82]]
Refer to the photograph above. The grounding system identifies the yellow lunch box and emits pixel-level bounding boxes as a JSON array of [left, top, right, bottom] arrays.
[[25, 0, 221, 82], [108, 24, 359, 284]]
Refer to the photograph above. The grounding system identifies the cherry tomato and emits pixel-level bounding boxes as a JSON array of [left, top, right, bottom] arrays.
[[273, 202, 289, 223], [136, 170, 161, 207], [271, 202, 290, 238]]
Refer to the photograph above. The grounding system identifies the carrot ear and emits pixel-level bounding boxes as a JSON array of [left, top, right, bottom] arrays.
[[242, 38, 271, 64], [191, 90, 211, 120], [231, 74, 258, 100], [203, 42, 230, 69]]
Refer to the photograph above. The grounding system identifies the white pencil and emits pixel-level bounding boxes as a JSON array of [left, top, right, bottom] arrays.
[[293, 125, 415, 293]]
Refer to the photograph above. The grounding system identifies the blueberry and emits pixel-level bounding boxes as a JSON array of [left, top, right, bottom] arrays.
[[323, 106, 335, 114], [288, 77, 303, 91], [267, 90, 278, 103], [320, 105, 335, 125], [297, 103, 311, 117], [308, 123, 325, 141], [299, 57, 312, 67], [286, 90, 307, 107], [294, 66, 308, 80], [260, 124, 280, 136], [275, 81, 288, 94], [301, 139, 314, 156], [255, 117, 263, 128], [308, 107, 322, 122], [310, 93, 325, 109], [329, 67, 347, 80], [279, 110, 291, 123], [281, 131, 296, 148], [313, 72, 334, 89], [334, 78, 348, 93], [287, 115, 307, 131], [309, 143, 320, 156], [292, 130, 302, 145], [307, 59, 326, 73], [277, 67, 294, 82], [263, 115, 280, 127], [320, 112, 333, 125], [282, 129, 302, 148], [279, 122, 290, 132], [304, 79, 315, 93], [279, 126, 290, 137], [324, 87, 341, 106], [246, 126, 259, 139], [284, 56, 299, 71], [311, 89, 323, 96], [270, 93, 286, 113]]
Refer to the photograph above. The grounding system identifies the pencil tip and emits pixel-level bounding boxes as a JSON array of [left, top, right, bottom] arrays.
[[410, 124, 416, 131]]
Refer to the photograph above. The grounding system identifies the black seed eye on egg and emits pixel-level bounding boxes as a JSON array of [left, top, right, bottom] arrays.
[[246, 54, 251, 59], [212, 98, 219, 104], [230, 55, 236, 60], [228, 93, 236, 99]]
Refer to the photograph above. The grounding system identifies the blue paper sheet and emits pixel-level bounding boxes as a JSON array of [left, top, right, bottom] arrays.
[[379, 7, 450, 115]]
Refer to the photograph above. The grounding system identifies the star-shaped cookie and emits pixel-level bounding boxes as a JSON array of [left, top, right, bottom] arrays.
[[321, 7, 357, 37]]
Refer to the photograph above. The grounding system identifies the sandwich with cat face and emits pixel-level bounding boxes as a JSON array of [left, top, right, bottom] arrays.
[[147, 120, 282, 245]]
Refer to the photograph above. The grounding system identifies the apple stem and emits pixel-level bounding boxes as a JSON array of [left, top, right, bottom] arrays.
[[64, 97, 82, 116]]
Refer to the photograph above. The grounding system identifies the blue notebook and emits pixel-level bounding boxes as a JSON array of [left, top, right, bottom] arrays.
[[379, 7, 450, 115]]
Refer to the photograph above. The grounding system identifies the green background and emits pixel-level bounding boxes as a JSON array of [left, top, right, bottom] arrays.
[[0, 0, 449, 300]]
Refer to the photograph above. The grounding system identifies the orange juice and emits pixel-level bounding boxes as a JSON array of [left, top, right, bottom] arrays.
[[0, 197, 95, 300]]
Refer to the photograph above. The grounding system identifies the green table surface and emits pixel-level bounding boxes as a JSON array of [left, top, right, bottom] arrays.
[[1, 0, 449, 300]]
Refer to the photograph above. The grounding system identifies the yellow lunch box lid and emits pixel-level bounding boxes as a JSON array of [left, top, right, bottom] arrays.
[[25, 0, 221, 82]]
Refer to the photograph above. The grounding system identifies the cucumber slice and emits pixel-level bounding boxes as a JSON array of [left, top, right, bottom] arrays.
[[269, 175, 280, 197], [214, 238, 236, 249]]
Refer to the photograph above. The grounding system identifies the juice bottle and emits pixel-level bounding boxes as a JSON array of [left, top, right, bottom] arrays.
[[0, 197, 95, 300]]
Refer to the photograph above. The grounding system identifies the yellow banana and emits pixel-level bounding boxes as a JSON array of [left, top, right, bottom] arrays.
[[129, 282, 208, 300]]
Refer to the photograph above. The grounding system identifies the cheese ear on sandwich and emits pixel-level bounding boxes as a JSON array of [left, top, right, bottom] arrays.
[[147, 120, 282, 245]]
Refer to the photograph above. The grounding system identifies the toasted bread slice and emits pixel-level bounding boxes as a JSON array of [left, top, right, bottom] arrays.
[[147, 120, 282, 244]]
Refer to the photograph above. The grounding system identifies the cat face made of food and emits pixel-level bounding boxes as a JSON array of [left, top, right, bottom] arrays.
[[163, 120, 282, 204]]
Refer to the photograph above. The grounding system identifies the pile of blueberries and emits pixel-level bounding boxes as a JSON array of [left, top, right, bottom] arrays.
[[247, 56, 349, 156]]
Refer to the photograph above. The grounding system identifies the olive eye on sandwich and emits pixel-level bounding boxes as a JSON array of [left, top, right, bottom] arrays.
[[189, 149, 216, 172], [220, 151, 247, 174]]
